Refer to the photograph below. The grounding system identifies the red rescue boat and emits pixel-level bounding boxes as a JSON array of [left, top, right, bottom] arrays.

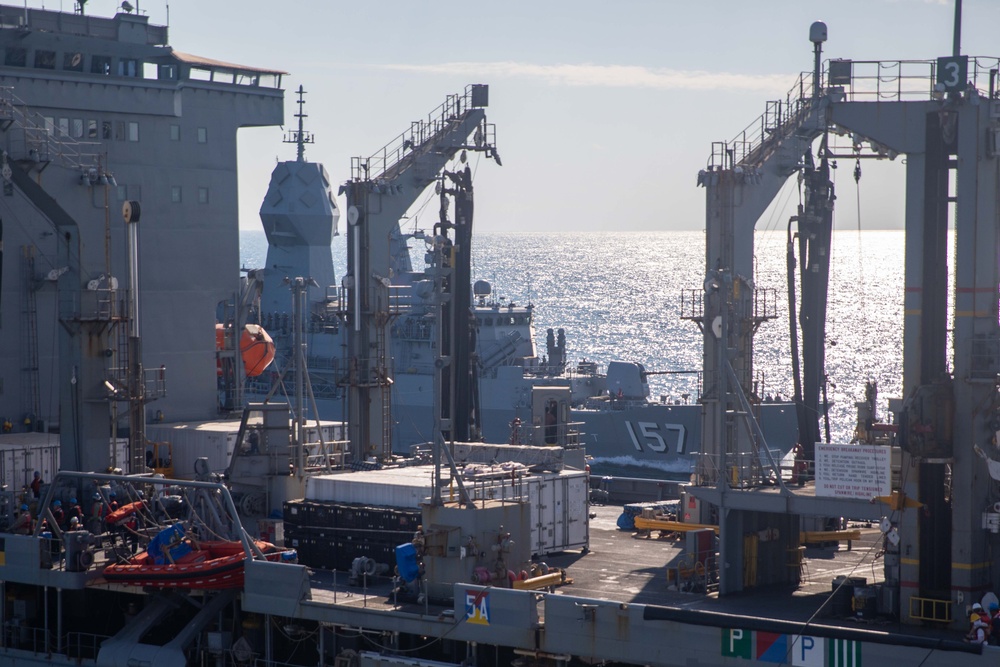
[[103, 525, 295, 590]]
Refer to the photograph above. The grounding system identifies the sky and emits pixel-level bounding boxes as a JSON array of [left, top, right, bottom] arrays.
[[57, 0, 1000, 232]]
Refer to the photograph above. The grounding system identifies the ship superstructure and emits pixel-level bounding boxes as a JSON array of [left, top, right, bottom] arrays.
[[0, 3, 283, 472]]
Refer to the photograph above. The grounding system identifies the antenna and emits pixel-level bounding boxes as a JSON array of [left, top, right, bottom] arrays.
[[953, 0, 962, 57], [282, 85, 314, 162]]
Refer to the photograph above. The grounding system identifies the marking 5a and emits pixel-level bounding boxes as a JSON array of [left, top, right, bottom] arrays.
[[625, 421, 687, 453]]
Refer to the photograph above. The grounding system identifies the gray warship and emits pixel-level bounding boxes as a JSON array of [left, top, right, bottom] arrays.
[[0, 2, 996, 667], [243, 91, 800, 477]]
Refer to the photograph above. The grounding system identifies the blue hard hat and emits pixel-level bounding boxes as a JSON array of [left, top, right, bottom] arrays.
[[109, 491, 116, 498], [52, 499, 61, 507], [991, 603, 999, 612], [70, 497, 77, 504], [92, 493, 101, 500], [20, 504, 27, 511]]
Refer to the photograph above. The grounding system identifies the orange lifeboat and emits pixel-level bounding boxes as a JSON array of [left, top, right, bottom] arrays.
[[215, 323, 276, 377], [240, 324, 276, 376]]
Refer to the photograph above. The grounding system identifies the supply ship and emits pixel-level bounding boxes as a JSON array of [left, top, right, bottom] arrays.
[[0, 2, 995, 667]]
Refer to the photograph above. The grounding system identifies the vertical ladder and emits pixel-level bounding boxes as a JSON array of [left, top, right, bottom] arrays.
[[377, 318, 392, 460], [19, 245, 39, 426]]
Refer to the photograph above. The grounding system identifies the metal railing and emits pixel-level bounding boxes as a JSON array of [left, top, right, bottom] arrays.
[[350, 85, 492, 182], [707, 55, 1000, 171], [708, 71, 816, 169], [0, 86, 102, 172], [692, 449, 792, 489]]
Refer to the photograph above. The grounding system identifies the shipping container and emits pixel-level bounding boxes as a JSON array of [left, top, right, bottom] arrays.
[[305, 465, 589, 556]]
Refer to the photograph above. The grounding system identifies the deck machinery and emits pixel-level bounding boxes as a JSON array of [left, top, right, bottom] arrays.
[[692, 20, 1000, 626], [339, 85, 497, 465]]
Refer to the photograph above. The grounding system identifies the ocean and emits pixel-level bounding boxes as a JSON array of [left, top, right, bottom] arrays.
[[240, 228, 908, 445]]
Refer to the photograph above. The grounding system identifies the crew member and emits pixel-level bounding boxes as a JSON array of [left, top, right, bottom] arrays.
[[968, 603, 990, 644], [86, 493, 103, 535], [29, 471, 42, 497], [11, 504, 31, 534], [67, 497, 83, 527], [51, 499, 65, 529]]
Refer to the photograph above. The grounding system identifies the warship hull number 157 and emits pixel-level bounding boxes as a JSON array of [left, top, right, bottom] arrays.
[[624, 421, 687, 453]]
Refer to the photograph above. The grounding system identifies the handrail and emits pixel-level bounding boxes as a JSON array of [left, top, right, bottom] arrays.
[[708, 55, 1000, 169], [350, 85, 483, 182]]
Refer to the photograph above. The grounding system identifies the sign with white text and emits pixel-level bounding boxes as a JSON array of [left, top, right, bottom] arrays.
[[815, 444, 890, 500]]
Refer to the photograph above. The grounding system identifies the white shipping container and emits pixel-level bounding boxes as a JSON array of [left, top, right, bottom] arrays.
[[0, 435, 131, 493], [305, 466, 589, 555]]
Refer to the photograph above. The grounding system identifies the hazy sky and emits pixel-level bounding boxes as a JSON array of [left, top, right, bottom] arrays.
[[76, 1, 1000, 232]]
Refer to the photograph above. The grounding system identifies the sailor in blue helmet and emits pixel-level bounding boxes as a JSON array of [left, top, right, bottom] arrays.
[[51, 499, 65, 528], [990, 602, 1000, 645], [67, 497, 83, 526], [12, 503, 32, 534]]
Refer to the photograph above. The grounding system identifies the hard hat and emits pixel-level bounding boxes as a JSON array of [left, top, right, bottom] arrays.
[[33, 471, 40, 478], [52, 499, 61, 507], [109, 492, 116, 498], [990, 603, 998, 612], [70, 497, 77, 504], [92, 493, 101, 500], [69, 516, 79, 524], [974, 603, 983, 611], [20, 504, 27, 511]]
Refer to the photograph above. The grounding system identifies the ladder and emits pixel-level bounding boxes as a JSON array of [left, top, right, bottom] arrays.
[[376, 317, 392, 460], [19, 245, 39, 426]]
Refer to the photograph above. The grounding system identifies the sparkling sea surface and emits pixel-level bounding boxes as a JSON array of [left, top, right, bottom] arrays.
[[241, 228, 911, 444]]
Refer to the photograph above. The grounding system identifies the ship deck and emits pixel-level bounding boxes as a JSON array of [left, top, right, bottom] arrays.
[[292, 503, 969, 648]]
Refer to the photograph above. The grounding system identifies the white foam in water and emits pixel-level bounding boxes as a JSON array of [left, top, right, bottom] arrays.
[[588, 454, 693, 476]]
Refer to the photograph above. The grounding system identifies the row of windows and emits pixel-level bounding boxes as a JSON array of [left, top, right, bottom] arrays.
[[170, 125, 208, 143], [114, 184, 209, 205], [4, 47, 176, 80], [2, 46, 281, 88], [170, 186, 210, 204], [40, 117, 208, 145]]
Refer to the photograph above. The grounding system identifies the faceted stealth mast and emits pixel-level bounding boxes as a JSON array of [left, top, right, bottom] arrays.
[[258, 86, 340, 317]]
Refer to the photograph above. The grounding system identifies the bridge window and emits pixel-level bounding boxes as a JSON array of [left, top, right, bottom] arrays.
[[198, 187, 209, 204], [171, 186, 182, 203], [63, 52, 83, 72], [57, 118, 68, 138], [87, 120, 98, 139], [197, 127, 208, 144], [102, 121, 111, 140], [170, 124, 180, 141], [128, 121, 139, 142], [118, 59, 140, 78], [91, 55, 110, 75], [71, 119, 83, 138], [4, 48, 25, 67], [34, 50, 55, 70]]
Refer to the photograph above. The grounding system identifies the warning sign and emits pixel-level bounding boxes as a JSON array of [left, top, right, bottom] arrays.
[[815, 444, 890, 500]]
